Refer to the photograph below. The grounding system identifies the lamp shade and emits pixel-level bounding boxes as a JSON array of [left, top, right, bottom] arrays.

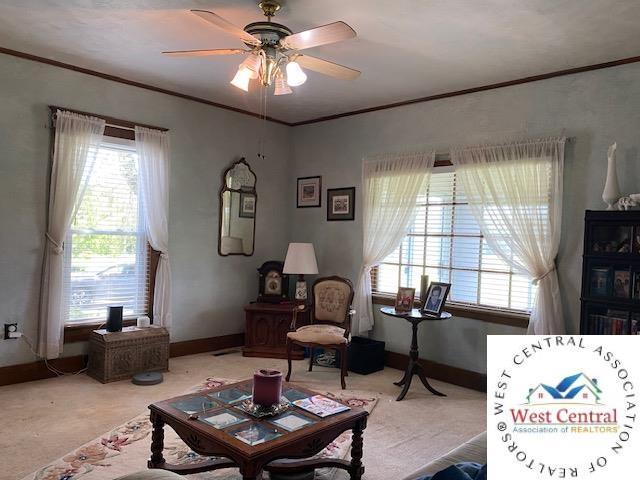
[[283, 243, 318, 275]]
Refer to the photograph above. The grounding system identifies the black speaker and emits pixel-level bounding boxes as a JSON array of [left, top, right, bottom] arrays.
[[106, 306, 123, 332]]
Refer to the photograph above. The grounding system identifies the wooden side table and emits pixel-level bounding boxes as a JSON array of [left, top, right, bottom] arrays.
[[243, 303, 310, 359], [379, 307, 451, 401], [87, 325, 169, 383]]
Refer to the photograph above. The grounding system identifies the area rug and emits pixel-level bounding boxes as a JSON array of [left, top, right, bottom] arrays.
[[26, 377, 377, 480]]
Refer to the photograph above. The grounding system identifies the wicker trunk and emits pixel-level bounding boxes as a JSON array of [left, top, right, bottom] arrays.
[[88, 326, 169, 383]]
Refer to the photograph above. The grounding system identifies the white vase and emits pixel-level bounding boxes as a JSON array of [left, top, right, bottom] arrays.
[[602, 142, 620, 210]]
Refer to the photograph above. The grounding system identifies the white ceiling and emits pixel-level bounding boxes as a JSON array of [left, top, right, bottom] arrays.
[[1, 0, 640, 124]]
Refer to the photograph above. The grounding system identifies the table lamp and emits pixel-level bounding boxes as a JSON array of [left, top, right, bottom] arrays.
[[283, 242, 318, 301]]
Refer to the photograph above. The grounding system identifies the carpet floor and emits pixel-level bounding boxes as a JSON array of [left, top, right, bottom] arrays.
[[0, 350, 486, 480]]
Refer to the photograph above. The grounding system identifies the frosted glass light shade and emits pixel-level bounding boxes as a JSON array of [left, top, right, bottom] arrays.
[[286, 61, 307, 87], [283, 243, 318, 274], [230, 67, 251, 91], [240, 55, 261, 80], [274, 73, 292, 95]]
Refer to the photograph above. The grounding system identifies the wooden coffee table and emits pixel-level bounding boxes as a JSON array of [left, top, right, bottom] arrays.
[[147, 379, 368, 479]]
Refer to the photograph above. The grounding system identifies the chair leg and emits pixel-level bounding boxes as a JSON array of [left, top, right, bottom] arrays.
[[286, 339, 293, 382], [340, 345, 347, 390], [308, 347, 314, 372]]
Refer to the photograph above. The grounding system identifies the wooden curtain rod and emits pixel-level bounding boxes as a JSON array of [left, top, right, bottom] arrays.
[[49, 106, 169, 132]]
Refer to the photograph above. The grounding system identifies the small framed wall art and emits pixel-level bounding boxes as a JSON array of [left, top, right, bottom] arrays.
[[327, 187, 355, 221], [239, 192, 256, 218], [297, 176, 322, 208]]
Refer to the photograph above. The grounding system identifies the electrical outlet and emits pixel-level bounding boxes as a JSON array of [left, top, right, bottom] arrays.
[[4, 323, 18, 340]]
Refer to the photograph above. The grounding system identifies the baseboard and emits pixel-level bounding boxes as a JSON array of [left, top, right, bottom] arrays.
[[170, 333, 245, 357], [0, 333, 245, 387], [385, 350, 487, 392], [0, 354, 88, 387]]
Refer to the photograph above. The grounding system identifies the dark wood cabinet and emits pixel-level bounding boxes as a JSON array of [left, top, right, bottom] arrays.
[[243, 303, 310, 359], [580, 210, 640, 334]]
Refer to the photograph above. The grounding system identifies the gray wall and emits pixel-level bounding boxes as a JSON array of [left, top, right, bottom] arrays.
[[289, 62, 640, 373], [2, 53, 640, 374], [0, 54, 291, 368]]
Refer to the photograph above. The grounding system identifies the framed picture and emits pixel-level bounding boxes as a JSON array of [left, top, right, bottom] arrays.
[[239, 192, 256, 218], [590, 267, 610, 297], [421, 282, 451, 316], [614, 269, 631, 298], [394, 287, 415, 312], [297, 176, 322, 208], [327, 187, 355, 221]]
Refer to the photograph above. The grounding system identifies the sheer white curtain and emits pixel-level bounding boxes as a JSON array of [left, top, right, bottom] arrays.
[[38, 110, 105, 358], [451, 137, 566, 334], [135, 126, 172, 332], [353, 152, 435, 334]]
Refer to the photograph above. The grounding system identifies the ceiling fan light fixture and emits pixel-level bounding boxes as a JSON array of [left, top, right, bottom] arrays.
[[286, 61, 307, 87], [230, 67, 252, 91], [240, 54, 262, 79], [274, 72, 292, 95]]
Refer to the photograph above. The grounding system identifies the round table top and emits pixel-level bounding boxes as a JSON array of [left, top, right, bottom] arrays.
[[380, 306, 452, 321]]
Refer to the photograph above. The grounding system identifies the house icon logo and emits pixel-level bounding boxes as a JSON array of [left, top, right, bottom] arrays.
[[526, 372, 602, 405]]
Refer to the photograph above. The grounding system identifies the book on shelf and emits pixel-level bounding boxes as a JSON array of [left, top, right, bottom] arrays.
[[588, 313, 627, 334]]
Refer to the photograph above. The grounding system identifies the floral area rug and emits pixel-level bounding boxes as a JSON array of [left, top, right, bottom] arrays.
[[26, 377, 377, 480]]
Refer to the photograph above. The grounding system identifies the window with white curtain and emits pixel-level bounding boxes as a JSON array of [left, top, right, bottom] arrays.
[[371, 168, 536, 313], [63, 138, 150, 324]]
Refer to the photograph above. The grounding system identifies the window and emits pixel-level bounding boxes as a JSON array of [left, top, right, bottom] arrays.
[[372, 169, 536, 313], [63, 139, 149, 324]]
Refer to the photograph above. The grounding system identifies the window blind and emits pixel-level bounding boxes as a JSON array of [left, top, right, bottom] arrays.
[[372, 170, 536, 313], [63, 140, 149, 324]]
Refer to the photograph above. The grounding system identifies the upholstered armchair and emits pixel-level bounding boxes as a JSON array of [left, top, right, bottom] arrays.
[[286, 276, 354, 389]]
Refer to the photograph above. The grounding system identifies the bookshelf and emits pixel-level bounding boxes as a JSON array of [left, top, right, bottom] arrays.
[[580, 210, 640, 334]]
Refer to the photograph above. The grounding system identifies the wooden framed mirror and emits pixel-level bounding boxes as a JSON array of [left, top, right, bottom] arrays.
[[218, 158, 257, 256]]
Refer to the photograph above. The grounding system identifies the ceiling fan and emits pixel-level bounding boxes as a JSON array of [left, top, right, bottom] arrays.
[[163, 0, 360, 95]]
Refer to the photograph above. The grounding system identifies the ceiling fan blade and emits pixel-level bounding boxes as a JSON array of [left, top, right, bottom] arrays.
[[296, 55, 360, 80], [162, 48, 249, 57], [282, 21, 356, 51], [191, 9, 261, 46]]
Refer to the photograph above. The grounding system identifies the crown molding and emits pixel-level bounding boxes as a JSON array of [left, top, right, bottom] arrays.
[[0, 46, 291, 126], [3, 45, 640, 128], [290, 54, 640, 126]]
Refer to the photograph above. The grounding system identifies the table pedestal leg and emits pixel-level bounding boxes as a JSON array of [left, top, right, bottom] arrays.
[[396, 320, 447, 400], [418, 367, 446, 397], [393, 365, 409, 386]]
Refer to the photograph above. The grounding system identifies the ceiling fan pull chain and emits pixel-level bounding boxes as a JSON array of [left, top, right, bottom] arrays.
[[257, 83, 268, 160]]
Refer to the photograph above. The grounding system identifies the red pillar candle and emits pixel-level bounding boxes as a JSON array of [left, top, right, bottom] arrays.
[[252, 369, 283, 406]]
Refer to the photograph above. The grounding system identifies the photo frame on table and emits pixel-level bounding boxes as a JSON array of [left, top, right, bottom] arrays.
[[239, 192, 256, 218], [297, 176, 322, 208], [421, 282, 451, 316], [327, 187, 355, 221], [394, 287, 415, 313]]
